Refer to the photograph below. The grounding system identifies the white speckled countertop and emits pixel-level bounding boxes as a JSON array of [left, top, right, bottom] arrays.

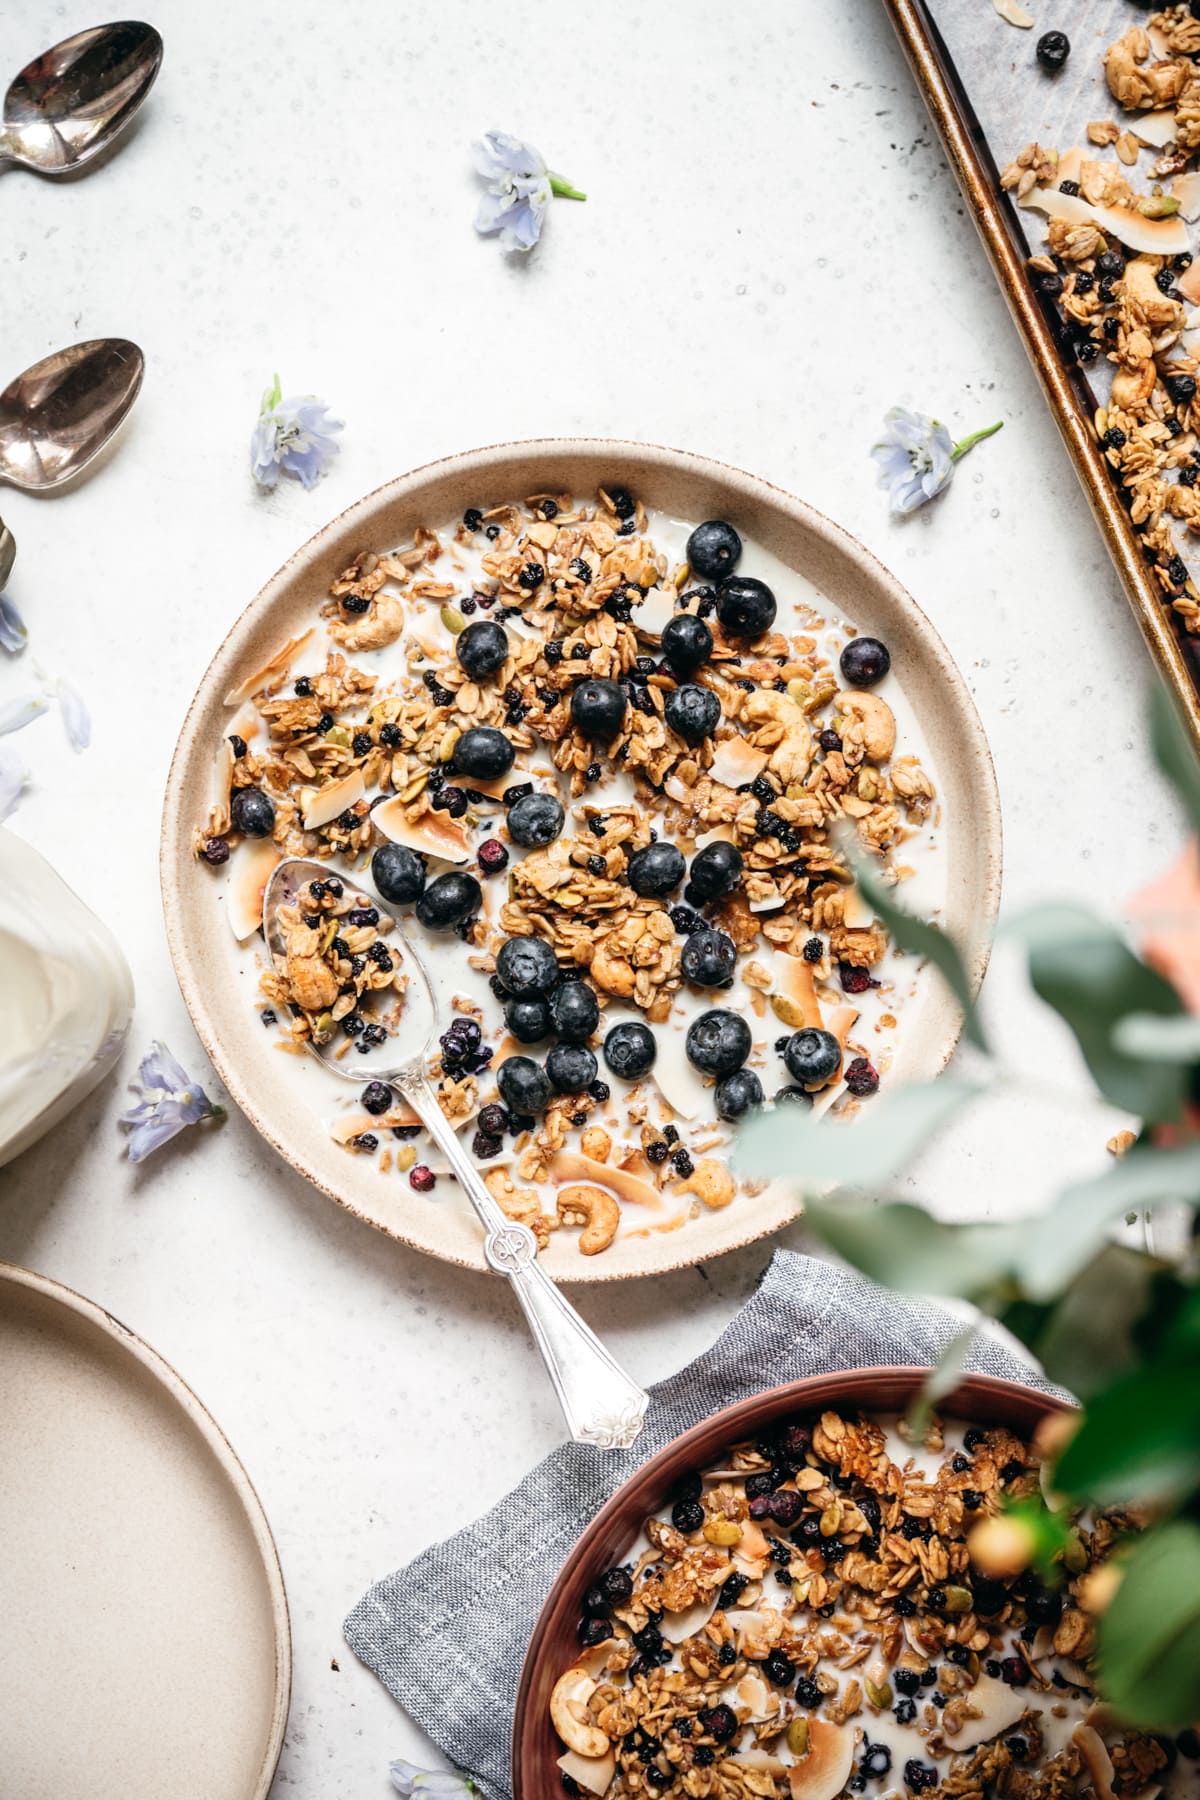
[[0, 1, 1183, 1793]]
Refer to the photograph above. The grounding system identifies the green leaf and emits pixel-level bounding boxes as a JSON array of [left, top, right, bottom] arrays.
[[734, 1079, 978, 1193], [1097, 1521, 1200, 1731], [1150, 680, 1200, 835], [802, 1198, 1021, 1301], [855, 861, 988, 1052], [1012, 1144, 1200, 1300], [906, 1323, 977, 1437], [1053, 1349, 1200, 1506], [999, 1245, 1160, 1398], [1113, 1011, 1200, 1062], [1006, 903, 1186, 1120]]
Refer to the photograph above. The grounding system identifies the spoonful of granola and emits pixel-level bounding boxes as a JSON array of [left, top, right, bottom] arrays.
[[263, 856, 649, 1450]]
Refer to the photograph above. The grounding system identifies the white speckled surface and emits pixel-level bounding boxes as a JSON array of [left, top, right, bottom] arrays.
[[0, 1, 1182, 1793]]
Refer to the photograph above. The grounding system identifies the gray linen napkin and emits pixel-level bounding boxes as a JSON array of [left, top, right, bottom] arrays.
[[344, 1250, 1050, 1800]]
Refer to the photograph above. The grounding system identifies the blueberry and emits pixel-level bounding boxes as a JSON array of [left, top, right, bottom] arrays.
[[508, 791, 565, 848], [671, 1498, 705, 1532], [904, 1763, 938, 1793], [497, 1055, 553, 1115], [455, 619, 510, 680], [570, 678, 627, 742], [603, 1021, 657, 1080], [715, 1067, 763, 1119], [686, 1008, 751, 1076], [783, 1028, 841, 1085], [606, 485, 635, 518], [230, 788, 276, 838], [451, 726, 515, 780], [716, 576, 776, 638], [893, 1669, 921, 1696], [963, 1427, 987, 1451], [505, 995, 554, 1043], [768, 1488, 803, 1526], [688, 841, 744, 901], [681, 928, 737, 988], [551, 980, 600, 1043], [686, 520, 742, 580], [661, 612, 714, 674], [361, 1081, 393, 1115], [972, 1578, 1009, 1616], [697, 1704, 738, 1744], [844, 1056, 880, 1098], [497, 934, 560, 996], [664, 684, 721, 745], [1026, 1587, 1062, 1626], [764, 1651, 795, 1687], [371, 842, 426, 905], [999, 1657, 1030, 1687], [839, 638, 891, 687], [794, 1676, 822, 1709], [627, 842, 686, 897], [598, 1566, 633, 1606], [1168, 372, 1198, 406], [547, 1043, 599, 1093], [478, 1103, 510, 1135], [893, 1698, 917, 1724], [577, 1615, 612, 1649], [1036, 29, 1069, 70], [415, 872, 481, 929], [201, 837, 230, 865]]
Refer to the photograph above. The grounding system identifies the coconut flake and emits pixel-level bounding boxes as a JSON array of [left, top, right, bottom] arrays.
[[842, 887, 875, 930], [632, 588, 675, 638], [788, 1721, 857, 1800], [300, 768, 366, 831], [547, 1151, 663, 1209], [748, 882, 785, 914], [223, 631, 313, 706], [709, 734, 769, 790], [660, 1591, 721, 1643], [1073, 1726, 1118, 1800], [373, 794, 472, 863], [992, 0, 1033, 26], [1092, 202, 1189, 256], [1056, 147, 1084, 186], [945, 1674, 1027, 1751], [1131, 110, 1177, 149], [227, 840, 282, 941], [557, 1751, 616, 1797], [651, 1033, 713, 1121], [1174, 172, 1200, 222], [1180, 261, 1200, 306]]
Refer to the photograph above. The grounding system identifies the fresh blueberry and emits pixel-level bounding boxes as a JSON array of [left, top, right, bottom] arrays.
[[1036, 29, 1069, 70], [664, 684, 721, 745], [681, 928, 737, 988], [764, 1651, 795, 1687], [627, 842, 686, 898], [716, 575, 776, 638], [548, 1043, 599, 1092], [497, 935, 560, 996], [599, 1565, 633, 1606], [371, 842, 426, 905], [455, 619, 510, 680], [551, 981, 600, 1043], [839, 638, 891, 687], [361, 1081, 393, 1115], [671, 1499, 705, 1533], [603, 1021, 657, 1080], [783, 1028, 841, 1085], [497, 1055, 553, 1115], [505, 995, 554, 1043], [451, 726, 515, 780], [686, 1009, 751, 1076], [686, 520, 742, 580], [415, 872, 481, 929], [570, 678, 627, 741], [507, 791, 565, 848], [661, 612, 714, 674], [230, 788, 276, 838], [688, 841, 744, 901], [715, 1067, 763, 1119]]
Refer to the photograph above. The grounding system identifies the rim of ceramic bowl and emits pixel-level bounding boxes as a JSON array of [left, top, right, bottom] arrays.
[[161, 438, 1003, 1281], [512, 1365, 1070, 1800]]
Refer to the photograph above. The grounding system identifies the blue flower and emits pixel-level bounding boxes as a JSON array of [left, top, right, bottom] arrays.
[[389, 1761, 476, 1799], [0, 594, 27, 654], [871, 406, 1003, 516], [472, 129, 586, 253], [251, 376, 343, 490], [0, 747, 28, 822], [119, 1041, 224, 1163]]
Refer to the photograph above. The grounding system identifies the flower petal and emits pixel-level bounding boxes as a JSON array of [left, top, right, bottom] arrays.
[[137, 1040, 194, 1095], [0, 747, 28, 822], [0, 693, 48, 736], [0, 594, 28, 655], [56, 677, 91, 752]]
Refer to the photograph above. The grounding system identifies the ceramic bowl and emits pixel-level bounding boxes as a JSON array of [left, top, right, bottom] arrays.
[[161, 439, 1002, 1280], [512, 1367, 1069, 1800]]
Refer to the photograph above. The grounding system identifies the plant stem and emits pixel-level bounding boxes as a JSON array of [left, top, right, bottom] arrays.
[[951, 419, 1003, 462], [548, 173, 587, 201]]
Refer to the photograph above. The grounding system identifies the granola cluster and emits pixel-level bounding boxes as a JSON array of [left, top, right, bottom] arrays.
[[550, 1409, 1157, 1800], [198, 486, 938, 1253]]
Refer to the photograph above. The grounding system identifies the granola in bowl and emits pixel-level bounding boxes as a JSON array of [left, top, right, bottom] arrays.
[[195, 484, 945, 1256], [543, 1406, 1182, 1800]]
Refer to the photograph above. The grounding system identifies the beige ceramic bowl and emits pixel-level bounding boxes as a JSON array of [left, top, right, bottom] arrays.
[[161, 440, 1001, 1281]]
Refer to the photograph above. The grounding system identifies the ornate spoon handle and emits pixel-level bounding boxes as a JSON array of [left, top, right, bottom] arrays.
[[393, 1064, 649, 1449]]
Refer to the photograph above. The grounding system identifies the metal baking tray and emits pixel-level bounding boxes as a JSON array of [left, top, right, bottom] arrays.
[[882, 0, 1200, 747]]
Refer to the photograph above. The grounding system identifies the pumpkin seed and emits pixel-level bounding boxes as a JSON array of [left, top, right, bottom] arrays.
[[702, 1518, 743, 1548], [770, 993, 806, 1028], [787, 1720, 809, 1757], [865, 1678, 893, 1710], [441, 605, 466, 634], [942, 1585, 973, 1614]]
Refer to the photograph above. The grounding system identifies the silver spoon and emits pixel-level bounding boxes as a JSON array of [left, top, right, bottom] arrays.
[[1, 21, 163, 176], [264, 857, 650, 1450], [0, 339, 144, 494]]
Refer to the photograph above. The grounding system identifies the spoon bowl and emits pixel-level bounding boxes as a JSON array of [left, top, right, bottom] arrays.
[[1, 21, 163, 176], [0, 339, 144, 492]]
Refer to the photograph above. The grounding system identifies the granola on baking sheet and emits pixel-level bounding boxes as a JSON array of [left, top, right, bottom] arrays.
[[197, 487, 943, 1255], [548, 1408, 1170, 1800]]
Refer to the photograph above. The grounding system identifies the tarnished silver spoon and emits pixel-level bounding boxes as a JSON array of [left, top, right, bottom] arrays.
[[264, 856, 649, 1450], [1, 21, 163, 176], [0, 339, 144, 493]]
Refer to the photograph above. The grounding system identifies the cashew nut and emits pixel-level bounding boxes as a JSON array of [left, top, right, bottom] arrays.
[[836, 689, 896, 763], [673, 1157, 735, 1210], [329, 590, 405, 651], [588, 942, 636, 998], [557, 1184, 621, 1255], [1122, 257, 1181, 327], [580, 1125, 611, 1162], [1111, 360, 1155, 410], [549, 1667, 611, 1759], [286, 948, 339, 1012]]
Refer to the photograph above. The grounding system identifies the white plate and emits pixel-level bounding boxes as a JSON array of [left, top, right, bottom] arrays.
[[0, 1262, 290, 1799]]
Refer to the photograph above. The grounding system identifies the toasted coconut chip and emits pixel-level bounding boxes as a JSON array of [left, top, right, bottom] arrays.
[[1073, 1725, 1118, 1800], [737, 1752, 788, 1777], [660, 1591, 721, 1643], [651, 1032, 713, 1121], [556, 1751, 615, 1797], [300, 768, 367, 831], [749, 882, 786, 914], [1092, 202, 1190, 256], [1056, 146, 1084, 186], [547, 1151, 664, 1210], [709, 734, 770, 791], [842, 886, 875, 930], [632, 588, 675, 638], [1131, 109, 1177, 149], [228, 703, 263, 743], [1020, 187, 1096, 226], [223, 630, 313, 706], [737, 1672, 778, 1722], [1180, 261, 1200, 307], [228, 840, 282, 941], [694, 823, 739, 849], [1174, 171, 1200, 223], [944, 1674, 1027, 1751], [329, 1106, 420, 1144], [208, 738, 235, 832], [733, 1518, 772, 1577], [788, 1720, 857, 1800], [776, 953, 826, 1030], [373, 794, 471, 863]]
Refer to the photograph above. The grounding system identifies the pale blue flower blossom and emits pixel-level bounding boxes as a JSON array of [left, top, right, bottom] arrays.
[[119, 1041, 224, 1163], [0, 747, 29, 822], [389, 1762, 476, 1800], [251, 375, 343, 490], [472, 129, 586, 253], [0, 693, 48, 736], [0, 594, 27, 654], [871, 407, 1003, 516], [56, 676, 90, 752]]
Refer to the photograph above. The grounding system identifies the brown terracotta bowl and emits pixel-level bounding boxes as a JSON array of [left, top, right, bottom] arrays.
[[513, 1367, 1070, 1800]]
